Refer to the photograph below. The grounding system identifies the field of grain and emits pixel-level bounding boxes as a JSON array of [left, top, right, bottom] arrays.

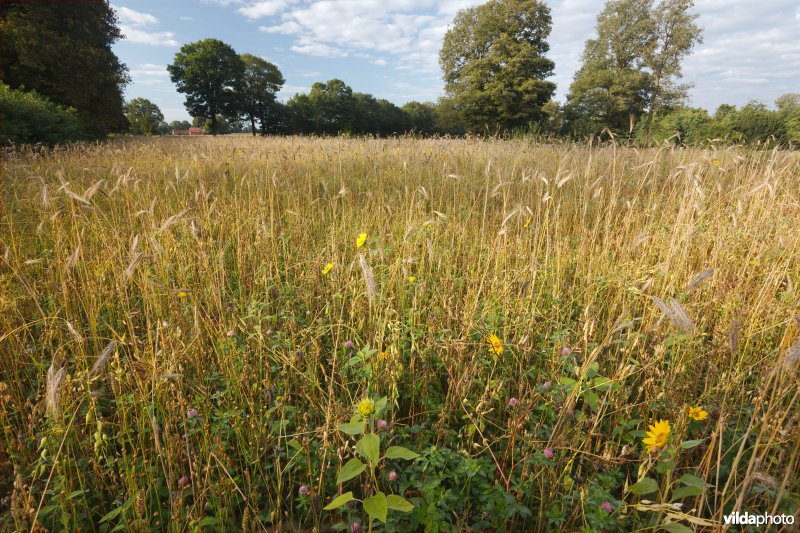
[[1, 136, 798, 531]]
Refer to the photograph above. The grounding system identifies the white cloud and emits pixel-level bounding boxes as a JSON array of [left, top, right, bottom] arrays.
[[112, 4, 178, 46], [238, 0, 296, 19]]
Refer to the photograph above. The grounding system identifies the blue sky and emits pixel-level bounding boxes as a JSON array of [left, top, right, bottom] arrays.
[[112, 0, 800, 122]]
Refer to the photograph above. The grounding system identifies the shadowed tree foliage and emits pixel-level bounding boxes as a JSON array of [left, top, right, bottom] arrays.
[[0, 0, 129, 134], [124, 98, 164, 136], [168, 39, 245, 135], [439, 0, 556, 134], [238, 53, 284, 136]]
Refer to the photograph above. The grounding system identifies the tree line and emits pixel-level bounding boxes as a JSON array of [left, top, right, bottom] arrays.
[[2, 0, 798, 146]]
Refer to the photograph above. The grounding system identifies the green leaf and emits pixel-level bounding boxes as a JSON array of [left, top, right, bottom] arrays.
[[387, 494, 414, 512], [385, 446, 420, 460], [678, 473, 708, 488], [629, 477, 659, 496], [592, 376, 613, 392], [680, 439, 704, 449], [671, 485, 703, 500], [336, 458, 366, 484], [584, 390, 599, 411], [558, 377, 577, 392], [585, 361, 600, 379], [99, 505, 125, 524], [287, 438, 302, 450], [363, 492, 388, 523], [374, 396, 388, 416], [345, 356, 362, 368], [662, 521, 693, 533], [323, 491, 356, 511], [337, 420, 365, 436], [356, 433, 380, 465]]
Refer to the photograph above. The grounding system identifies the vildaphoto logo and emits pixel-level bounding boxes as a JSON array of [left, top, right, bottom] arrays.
[[723, 511, 795, 527]]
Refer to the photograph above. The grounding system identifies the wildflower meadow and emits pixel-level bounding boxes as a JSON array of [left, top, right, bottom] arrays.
[[1, 136, 799, 531]]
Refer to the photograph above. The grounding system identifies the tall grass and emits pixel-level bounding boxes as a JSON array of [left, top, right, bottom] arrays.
[[1, 136, 798, 531]]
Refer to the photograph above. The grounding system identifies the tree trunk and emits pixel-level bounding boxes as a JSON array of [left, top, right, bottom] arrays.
[[250, 115, 256, 136], [643, 75, 662, 146], [210, 112, 217, 136]]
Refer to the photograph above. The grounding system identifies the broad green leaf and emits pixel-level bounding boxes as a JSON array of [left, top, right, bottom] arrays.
[[287, 438, 302, 450], [671, 485, 703, 500], [345, 356, 362, 368], [559, 377, 577, 391], [385, 446, 420, 460], [337, 420, 365, 436], [585, 361, 600, 379], [662, 522, 693, 533], [323, 491, 356, 511], [374, 396, 388, 416], [629, 477, 659, 496], [336, 458, 366, 484], [592, 376, 613, 391], [356, 433, 380, 465], [680, 439, 704, 449], [99, 505, 125, 524], [387, 494, 414, 512], [678, 473, 708, 488], [363, 492, 388, 523], [584, 390, 599, 411]]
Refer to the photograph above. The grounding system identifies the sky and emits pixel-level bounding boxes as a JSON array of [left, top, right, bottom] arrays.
[[111, 0, 800, 122]]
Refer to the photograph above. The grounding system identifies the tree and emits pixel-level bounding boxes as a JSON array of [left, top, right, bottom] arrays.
[[1, 83, 86, 145], [169, 120, 192, 131], [167, 39, 245, 135], [641, 0, 703, 143], [565, 0, 654, 137], [402, 102, 437, 135], [1, 1, 129, 134], [124, 98, 164, 135], [239, 53, 284, 136], [440, 0, 556, 133], [308, 79, 356, 135]]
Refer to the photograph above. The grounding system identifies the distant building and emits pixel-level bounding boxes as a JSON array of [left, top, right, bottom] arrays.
[[171, 127, 204, 135]]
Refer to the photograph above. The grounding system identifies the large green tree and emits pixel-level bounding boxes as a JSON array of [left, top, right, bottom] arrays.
[[0, 0, 129, 134], [167, 39, 245, 135], [641, 0, 702, 143], [308, 79, 356, 135], [124, 98, 164, 135], [565, 0, 654, 136], [566, 0, 701, 140], [439, 0, 556, 133], [238, 53, 284, 136]]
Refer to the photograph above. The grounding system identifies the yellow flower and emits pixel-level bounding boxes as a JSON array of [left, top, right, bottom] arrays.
[[378, 350, 388, 361], [642, 419, 671, 452], [523, 217, 532, 228], [407, 276, 416, 282], [36, 165, 41, 172], [356, 398, 375, 418], [487, 333, 503, 356], [321, 262, 334, 275], [356, 233, 367, 248], [688, 406, 708, 421], [711, 159, 720, 167], [177, 291, 188, 299]]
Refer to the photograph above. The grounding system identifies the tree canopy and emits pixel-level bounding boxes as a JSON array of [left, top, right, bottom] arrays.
[[239, 53, 285, 136], [0, 0, 129, 134], [124, 98, 164, 136], [168, 39, 246, 135], [440, 0, 556, 133]]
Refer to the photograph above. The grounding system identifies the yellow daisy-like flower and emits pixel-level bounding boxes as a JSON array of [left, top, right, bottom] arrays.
[[407, 276, 416, 282], [711, 159, 720, 167], [378, 350, 388, 361], [321, 262, 334, 275], [642, 419, 670, 452], [487, 333, 503, 356], [177, 291, 188, 299], [356, 233, 367, 248], [688, 406, 708, 421], [356, 398, 375, 418]]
